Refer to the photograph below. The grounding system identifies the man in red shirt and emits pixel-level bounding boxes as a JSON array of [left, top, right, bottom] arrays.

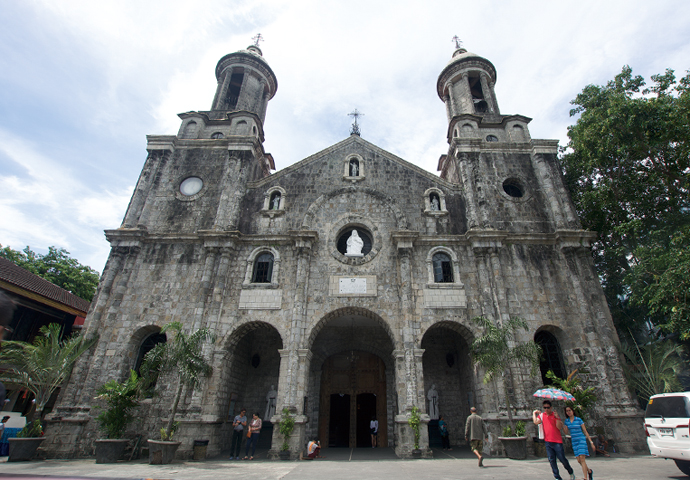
[[533, 400, 575, 480]]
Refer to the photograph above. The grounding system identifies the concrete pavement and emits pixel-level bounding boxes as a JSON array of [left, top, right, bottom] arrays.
[[0, 448, 684, 480]]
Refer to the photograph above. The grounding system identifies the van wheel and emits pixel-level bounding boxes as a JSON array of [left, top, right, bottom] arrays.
[[675, 460, 690, 476]]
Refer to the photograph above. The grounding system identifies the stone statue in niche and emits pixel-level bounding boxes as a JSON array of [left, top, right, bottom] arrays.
[[427, 384, 439, 420], [350, 159, 359, 177], [430, 196, 440, 211], [345, 229, 364, 257], [264, 384, 277, 421], [271, 194, 281, 210]]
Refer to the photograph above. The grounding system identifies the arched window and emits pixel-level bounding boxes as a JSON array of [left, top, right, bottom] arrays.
[[432, 253, 454, 283], [252, 253, 274, 283], [535, 330, 566, 385], [134, 331, 167, 390]]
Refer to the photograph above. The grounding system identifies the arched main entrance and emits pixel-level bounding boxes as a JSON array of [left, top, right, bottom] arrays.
[[307, 308, 395, 448], [319, 351, 387, 447]]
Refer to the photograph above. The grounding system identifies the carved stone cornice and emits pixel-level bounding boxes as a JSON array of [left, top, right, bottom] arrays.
[[391, 231, 419, 250]]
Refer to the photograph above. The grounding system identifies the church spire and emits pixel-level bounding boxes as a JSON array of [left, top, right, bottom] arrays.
[[211, 35, 278, 125]]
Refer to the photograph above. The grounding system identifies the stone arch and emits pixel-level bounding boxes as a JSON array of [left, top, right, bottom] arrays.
[[301, 186, 408, 231], [420, 320, 476, 447], [306, 307, 397, 351], [535, 325, 568, 384], [306, 307, 397, 449], [217, 321, 284, 449], [122, 324, 164, 377]]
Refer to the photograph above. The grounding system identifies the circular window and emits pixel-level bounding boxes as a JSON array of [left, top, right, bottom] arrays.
[[503, 178, 524, 198], [486, 135, 499, 142], [211, 132, 224, 139], [337, 227, 372, 256], [180, 177, 204, 196]]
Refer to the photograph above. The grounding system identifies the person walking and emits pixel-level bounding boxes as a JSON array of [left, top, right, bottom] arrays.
[[465, 407, 487, 467], [563, 406, 595, 480], [230, 408, 247, 460], [533, 400, 575, 480], [438, 415, 451, 450], [244, 412, 262, 460]]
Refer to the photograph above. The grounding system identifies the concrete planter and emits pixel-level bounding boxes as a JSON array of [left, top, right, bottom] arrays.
[[147, 440, 181, 464], [411, 448, 422, 459], [95, 439, 128, 463], [8, 437, 45, 462], [499, 436, 527, 459], [279, 450, 290, 460]]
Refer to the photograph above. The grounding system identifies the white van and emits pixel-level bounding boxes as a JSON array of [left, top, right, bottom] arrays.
[[645, 392, 690, 475]]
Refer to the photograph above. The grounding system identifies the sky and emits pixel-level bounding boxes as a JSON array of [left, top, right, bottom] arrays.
[[1, 0, 689, 275]]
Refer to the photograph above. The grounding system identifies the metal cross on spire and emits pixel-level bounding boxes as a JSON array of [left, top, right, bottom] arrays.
[[348, 109, 364, 136], [252, 33, 264, 47], [452, 35, 463, 49]]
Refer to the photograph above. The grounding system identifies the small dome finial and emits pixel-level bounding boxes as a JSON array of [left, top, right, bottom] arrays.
[[452, 35, 463, 49]]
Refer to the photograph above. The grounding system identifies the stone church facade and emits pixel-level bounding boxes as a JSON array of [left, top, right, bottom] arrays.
[[45, 44, 643, 459]]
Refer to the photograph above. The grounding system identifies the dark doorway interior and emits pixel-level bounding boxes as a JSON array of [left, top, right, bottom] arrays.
[[356, 393, 376, 447], [329, 394, 350, 447]]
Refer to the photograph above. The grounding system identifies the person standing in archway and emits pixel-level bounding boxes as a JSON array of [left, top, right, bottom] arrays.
[[230, 408, 247, 460], [244, 412, 262, 460], [370, 416, 378, 448], [439, 415, 451, 450]]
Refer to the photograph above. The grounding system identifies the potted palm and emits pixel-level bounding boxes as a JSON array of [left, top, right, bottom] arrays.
[[8, 420, 45, 462], [278, 407, 295, 460], [0, 323, 96, 462], [140, 322, 215, 464], [94, 370, 142, 463], [470, 316, 541, 459], [407, 406, 422, 458]]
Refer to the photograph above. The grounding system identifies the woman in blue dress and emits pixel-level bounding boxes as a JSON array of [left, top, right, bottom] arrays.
[[563, 406, 595, 480]]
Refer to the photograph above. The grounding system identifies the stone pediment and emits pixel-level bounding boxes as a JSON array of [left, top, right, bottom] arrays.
[[248, 134, 457, 190]]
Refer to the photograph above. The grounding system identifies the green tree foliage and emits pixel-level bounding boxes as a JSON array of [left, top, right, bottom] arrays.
[[0, 245, 100, 301], [560, 66, 690, 339], [621, 339, 683, 404], [470, 316, 541, 427], [140, 322, 215, 440], [0, 323, 96, 420]]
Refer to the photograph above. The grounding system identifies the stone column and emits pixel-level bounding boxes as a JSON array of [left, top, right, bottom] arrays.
[[57, 247, 126, 407], [191, 246, 220, 332], [531, 151, 567, 229], [455, 151, 480, 229], [480, 74, 497, 114], [122, 150, 162, 228], [213, 68, 233, 110], [216, 152, 252, 231], [137, 150, 170, 227], [442, 94, 452, 122]]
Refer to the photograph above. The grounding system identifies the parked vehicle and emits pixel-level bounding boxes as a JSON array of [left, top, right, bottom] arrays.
[[645, 392, 690, 476]]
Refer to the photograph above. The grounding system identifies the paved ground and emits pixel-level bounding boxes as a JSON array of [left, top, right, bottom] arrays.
[[0, 447, 686, 480]]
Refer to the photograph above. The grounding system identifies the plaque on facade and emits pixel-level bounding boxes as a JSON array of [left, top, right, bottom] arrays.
[[339, 277, 367, 294]]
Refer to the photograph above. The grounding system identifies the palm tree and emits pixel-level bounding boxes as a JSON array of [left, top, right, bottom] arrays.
[[0, 323, 96, 420], [140, 322, 215, 440], [470, 316, 541, 428], [621, 338, 684, 403]]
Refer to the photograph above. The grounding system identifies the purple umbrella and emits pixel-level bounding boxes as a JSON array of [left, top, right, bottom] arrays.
[[533, 387, 575, 401]]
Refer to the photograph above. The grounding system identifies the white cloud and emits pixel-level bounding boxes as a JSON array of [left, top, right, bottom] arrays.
[[1, 0, 689, 272], [0, 129, 131, 272]]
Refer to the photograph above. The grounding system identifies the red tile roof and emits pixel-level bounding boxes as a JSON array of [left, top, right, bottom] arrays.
[[0, 258, 91, 315]]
